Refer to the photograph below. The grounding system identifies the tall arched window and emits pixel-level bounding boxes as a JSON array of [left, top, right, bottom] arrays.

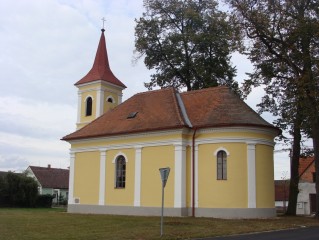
[[115, 155, 126, 188], [217, 150, 227, 180], [85, 97, 92, 116]]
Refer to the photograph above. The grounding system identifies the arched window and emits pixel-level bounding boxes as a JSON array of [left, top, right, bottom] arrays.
[[217, 150, 227, 180], [115, 155, 126, 188], [85, 97, 92, 116], [107, 97, 113, 103]]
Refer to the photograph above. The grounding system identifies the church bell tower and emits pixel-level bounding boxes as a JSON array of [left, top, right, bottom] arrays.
[[75, 28, 126, 129]]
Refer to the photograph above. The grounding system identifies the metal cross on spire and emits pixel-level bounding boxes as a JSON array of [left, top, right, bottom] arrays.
[[101, 17, 106, 29]]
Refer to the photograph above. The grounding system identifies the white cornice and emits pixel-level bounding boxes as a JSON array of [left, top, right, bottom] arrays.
[[69, 136, 274, 153], [68, 126, 276, 152], [67, 128, 191, 145], [70, 138, 190, 153], [77, 80, 125, 91]]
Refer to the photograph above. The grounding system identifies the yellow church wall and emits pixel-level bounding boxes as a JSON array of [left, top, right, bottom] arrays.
[[105, 148, 135, 206], [255, 144, 275, 208], [73, 151, 100, 204], [140, 145, 175, 207], [197, 143, 248, 208], [196, 130, 275, 142]]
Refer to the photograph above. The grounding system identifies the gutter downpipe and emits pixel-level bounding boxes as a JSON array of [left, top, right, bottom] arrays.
[[192, 127, 198, 217]]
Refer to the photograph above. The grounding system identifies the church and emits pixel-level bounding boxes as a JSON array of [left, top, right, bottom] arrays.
[[62, 28, 280, 218]]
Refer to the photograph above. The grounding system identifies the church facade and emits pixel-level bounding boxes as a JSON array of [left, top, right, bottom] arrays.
[[62, 29, 279, 218]]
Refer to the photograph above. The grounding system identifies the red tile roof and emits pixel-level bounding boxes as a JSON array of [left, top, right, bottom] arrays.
[[62, 86, 279, 141], [63, 88, 186, 140], [29, 166, 69, 189], [181, 87, 274, 128], [75, 29, 126, 88]]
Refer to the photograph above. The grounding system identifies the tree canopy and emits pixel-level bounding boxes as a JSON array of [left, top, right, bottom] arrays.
[[226, 0, 319, 217], [134, 0, 241, 92]]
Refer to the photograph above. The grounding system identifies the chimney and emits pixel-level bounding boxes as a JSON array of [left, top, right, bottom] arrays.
[[48, 164, 51, 169]]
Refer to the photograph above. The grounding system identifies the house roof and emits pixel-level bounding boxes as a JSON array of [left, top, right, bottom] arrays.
[[274, 180, 289, 201], [299, 156, 315, 181], [29, 166, 69, 189], [75, 29, 126, 88], [62, 86, 279, 141]]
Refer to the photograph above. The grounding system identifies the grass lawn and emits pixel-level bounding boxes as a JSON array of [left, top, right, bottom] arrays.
[[0, 208, 319, 240]]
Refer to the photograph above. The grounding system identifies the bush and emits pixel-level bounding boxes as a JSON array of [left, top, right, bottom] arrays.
[[0, 172, 38, 207], [36, 194, 54, 208]]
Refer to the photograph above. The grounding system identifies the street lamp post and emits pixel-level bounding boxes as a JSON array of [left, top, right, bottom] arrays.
[[159, 167, 170, 237]]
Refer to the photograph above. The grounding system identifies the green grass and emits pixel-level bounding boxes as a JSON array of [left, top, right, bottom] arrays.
[[0, 208, 318, 240]]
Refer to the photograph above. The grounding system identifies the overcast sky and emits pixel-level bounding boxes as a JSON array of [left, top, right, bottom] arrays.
[[0, 0, 290, 179]]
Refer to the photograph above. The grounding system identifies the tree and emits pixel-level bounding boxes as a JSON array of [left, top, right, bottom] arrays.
[[226, 0, 319, 217], [1, 172, 38, 207], [134, 0, 241, 92]]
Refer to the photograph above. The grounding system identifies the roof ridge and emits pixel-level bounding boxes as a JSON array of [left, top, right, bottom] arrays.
[[180, 86, 228, 95], [175, 91, 192, 127], [134, 87, 174, 96], [29, 166, 69, 171], [171, 88, 188, 126]]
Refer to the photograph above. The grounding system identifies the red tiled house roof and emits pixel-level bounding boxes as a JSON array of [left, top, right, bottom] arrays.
[[29, 166, 69, 189], [62, 86, 279, 141], [75, 29, 126, 88], [299, 156, 315, 182]]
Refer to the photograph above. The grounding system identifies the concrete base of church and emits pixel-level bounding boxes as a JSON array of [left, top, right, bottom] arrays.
[[193, 207, 276, 219], [68, 204, 276, 219]]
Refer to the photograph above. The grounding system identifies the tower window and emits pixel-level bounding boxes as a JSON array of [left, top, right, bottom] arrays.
[[107, 97, 113, 103], [86, 97, 93, 116]]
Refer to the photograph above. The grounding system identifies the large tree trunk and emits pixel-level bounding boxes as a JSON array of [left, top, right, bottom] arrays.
[[312, 123, 319, 219], [286, 121, 301, 216]]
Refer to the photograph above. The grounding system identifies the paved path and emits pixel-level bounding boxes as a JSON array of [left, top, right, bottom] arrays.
[[194, 226, 319, 240]]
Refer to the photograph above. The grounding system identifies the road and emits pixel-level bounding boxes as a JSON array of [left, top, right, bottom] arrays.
[[194, 226, 319, 240]]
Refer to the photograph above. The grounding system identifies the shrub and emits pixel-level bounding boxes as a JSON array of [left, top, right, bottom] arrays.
[[36, 194, 54, 208], [0, 172, 38, 207]]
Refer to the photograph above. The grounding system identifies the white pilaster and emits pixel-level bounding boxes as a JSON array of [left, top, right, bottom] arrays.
[[134, 147, 142, 206], [174, 144, 186, 208], [247, 143, 256, 208], [118, 93, 123, 104], [96, 88, 104, 117], [99, 150, 106, 205], [77, 91, 82, 124], [68, 152, 75, 204]]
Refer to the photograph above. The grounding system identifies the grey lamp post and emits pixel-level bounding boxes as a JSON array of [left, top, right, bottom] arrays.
[[159, 167, 170, 237]]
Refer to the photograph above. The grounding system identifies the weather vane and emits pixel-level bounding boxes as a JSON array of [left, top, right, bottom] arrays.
[[101, 17, 106, 29]]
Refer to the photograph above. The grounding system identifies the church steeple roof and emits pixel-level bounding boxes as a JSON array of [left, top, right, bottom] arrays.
[[75, 29, 126, 88]]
